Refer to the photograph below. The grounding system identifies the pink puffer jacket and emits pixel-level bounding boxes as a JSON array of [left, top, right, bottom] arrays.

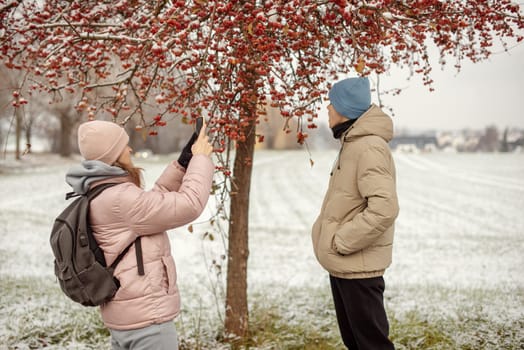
[[88, 155, 214, 330]]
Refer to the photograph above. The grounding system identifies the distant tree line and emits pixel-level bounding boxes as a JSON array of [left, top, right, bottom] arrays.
[[462, 125, 523, 153], [395, 125, 524, 153]]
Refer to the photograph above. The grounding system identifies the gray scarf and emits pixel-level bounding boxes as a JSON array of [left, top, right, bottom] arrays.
[[65, 160, 127, 195]]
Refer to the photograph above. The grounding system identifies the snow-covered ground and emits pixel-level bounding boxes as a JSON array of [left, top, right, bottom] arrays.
[[1, 150, 523, 349]]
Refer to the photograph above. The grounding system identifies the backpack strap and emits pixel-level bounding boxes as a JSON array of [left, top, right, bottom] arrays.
[[109, 237, 145, 276], [110, 239, 135, 269], [86, 183, 120, 200], [66, 192, 80, 200], [135, 237, 145, 276], [85, 183, 145, 276], [65, 183, 117, 201]]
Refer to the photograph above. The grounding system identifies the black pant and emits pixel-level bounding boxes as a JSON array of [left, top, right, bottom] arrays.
[[330, 275, 394, 350]]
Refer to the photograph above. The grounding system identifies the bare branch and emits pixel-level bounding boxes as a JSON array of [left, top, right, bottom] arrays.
[[28, 22, 128, 29], [76, 33, 147, 44], [0, 0, 21, 13]]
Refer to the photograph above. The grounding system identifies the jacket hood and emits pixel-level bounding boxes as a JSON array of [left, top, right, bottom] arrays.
[[65, 160, 128, 195], [344, 104, 394, 142]]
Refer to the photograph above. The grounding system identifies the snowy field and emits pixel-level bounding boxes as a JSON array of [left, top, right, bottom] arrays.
[[0, 150, 523, 349]]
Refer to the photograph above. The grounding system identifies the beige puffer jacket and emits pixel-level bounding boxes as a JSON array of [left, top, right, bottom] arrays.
[[89, 155, 214, 330], [312, 105, 399, 279]]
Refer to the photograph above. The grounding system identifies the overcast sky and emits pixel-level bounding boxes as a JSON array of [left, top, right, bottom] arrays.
[[319, 42, 524, 132], [386, 42, 524, 131]]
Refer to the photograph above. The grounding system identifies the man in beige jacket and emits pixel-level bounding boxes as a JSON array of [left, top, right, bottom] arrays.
[[312, 77, 399, 349]]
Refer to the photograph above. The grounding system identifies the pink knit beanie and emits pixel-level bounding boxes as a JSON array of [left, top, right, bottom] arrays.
[[78, 120, 130, 165]]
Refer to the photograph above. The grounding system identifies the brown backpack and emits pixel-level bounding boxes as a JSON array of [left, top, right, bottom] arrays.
[[50, 183, 143, 306]]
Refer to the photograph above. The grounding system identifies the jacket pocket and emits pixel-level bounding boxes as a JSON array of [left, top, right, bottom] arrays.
[[161, 256, 177, 295], [331, 234, 346, 256]]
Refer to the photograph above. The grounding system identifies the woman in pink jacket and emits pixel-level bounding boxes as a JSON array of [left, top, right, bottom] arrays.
[[65, 120, 214, 349]]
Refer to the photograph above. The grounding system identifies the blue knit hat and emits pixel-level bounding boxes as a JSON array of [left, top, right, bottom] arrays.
[[328, 77, 371, 119]]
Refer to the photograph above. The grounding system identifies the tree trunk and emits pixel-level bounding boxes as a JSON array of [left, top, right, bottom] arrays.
[[15, 107, 22, 160], [224, 83, 258, 342], [25, 120, 32, 154], [501, 127, 509, 152], [59, 111, 73, 157]]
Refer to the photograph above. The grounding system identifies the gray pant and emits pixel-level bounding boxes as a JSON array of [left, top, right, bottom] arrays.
[[110, 321, 179, 350]]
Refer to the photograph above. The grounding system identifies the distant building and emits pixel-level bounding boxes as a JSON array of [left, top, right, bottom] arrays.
[[390, 135, 439, 152], [508, 136, 524, 153]]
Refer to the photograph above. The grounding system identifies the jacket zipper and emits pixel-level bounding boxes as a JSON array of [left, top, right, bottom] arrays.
[[330, 127, 352, 176]]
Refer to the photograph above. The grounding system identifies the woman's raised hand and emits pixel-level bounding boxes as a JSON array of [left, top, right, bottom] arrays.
[[191, 119, 213, 156]]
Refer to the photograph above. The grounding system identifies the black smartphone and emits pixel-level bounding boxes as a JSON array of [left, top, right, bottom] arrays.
[[195, 117, 203, 135]]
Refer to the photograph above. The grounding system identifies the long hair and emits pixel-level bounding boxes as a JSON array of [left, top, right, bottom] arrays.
[[115, 161, 144, 189]]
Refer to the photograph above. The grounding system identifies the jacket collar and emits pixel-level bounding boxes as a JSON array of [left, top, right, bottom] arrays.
[[342, 104, 393, 143]]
